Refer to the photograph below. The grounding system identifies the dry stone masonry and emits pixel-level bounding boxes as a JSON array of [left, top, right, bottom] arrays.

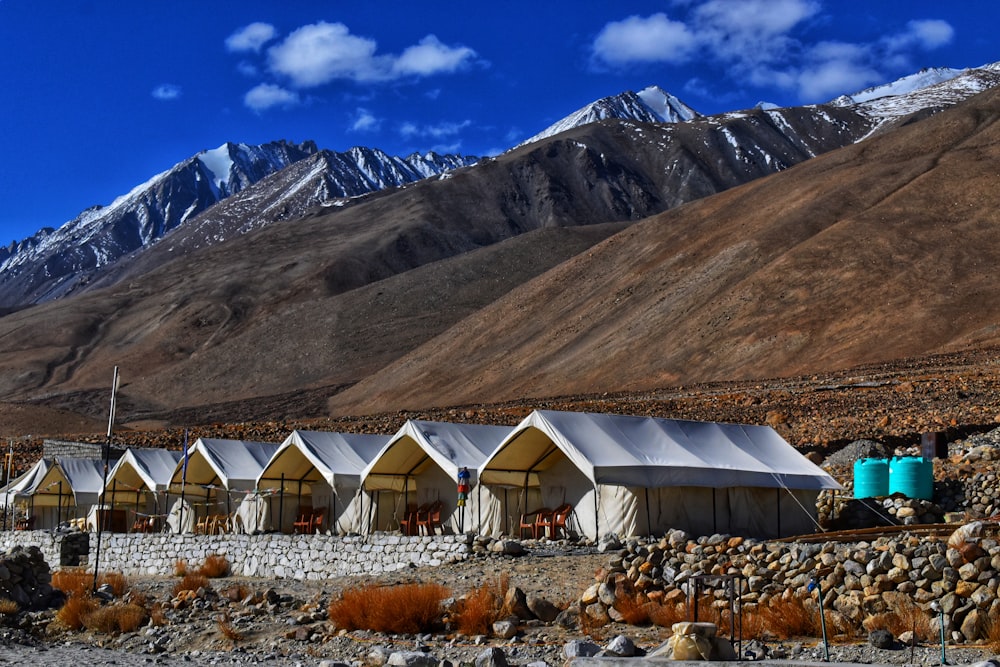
[[587, 525, 1000, 643]]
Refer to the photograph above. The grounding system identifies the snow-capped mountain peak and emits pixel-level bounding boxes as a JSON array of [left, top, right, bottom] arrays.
[[518, 86, 701, 147], [830, 66, 965, 106]]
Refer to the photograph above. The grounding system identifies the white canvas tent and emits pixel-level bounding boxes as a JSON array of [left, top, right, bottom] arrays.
[[0, 457, 105, 529], [478, 410, 843, 540], [102, 448, 182, 532], [361, 420, 513, 535], [166, 438, 279, 530], [257, 430, 389, 534]]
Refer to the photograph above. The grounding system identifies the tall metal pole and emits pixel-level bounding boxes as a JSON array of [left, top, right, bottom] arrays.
[[93, 366, 119, 592]]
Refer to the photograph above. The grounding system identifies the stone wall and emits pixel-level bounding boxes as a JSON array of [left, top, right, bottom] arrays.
[[1, 530, 472, 579], [41, 439, 124, 461]]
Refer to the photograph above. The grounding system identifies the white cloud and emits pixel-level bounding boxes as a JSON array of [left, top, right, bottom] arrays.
[[268, 22, 384, 86], [590, 1, 954, 103], [243, 83, 300, 111], [797, 42, 881, 99], [265, 22, 478, 87], [884, 19, 954, 53], [152, 84, 181, 101], [399, 119, 472, 139], [592, 13, 696, 65], [226, 22, 277, 53], [392, 35, 476, 76], [350, 108, 380, 132]]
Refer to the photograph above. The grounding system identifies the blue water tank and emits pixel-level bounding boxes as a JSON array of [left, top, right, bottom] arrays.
[[853, 458, 889, 498], [888, 456, 934, 500]]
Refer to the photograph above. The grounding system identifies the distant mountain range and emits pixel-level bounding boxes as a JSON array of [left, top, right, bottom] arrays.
[[2, 60, 1000, 427], [0, 142, 477, 309]]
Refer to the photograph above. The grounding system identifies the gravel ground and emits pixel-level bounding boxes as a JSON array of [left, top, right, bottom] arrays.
[[0, 546, 996, 666]]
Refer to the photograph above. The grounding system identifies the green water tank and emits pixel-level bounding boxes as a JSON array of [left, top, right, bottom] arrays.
[[888, 456, 934, 500], [853, 458, 889, 499]]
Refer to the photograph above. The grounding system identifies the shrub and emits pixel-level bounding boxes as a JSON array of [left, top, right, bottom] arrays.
[[198, 554, 230, 578], [82, 603, 148, 635], [217, 612, 243, 642], [864, 594, 932, 642], [0, 599, 19, 615], [102, 572, 128, 597], [454, 574, 508, 636], [56, 594, 99, 631], [173, 573, 210, 596], [328, 582, 449, 634], [149, 601, 168, 627], [51, 568, 93, 598], [751, 594, 820, 640], [52, 569, 128, 597], [173, 559, 188, 577]]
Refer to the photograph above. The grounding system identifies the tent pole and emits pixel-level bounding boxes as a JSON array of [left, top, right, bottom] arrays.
[[279, 473, 285, 534], [776, 487, 782, 538], [135, 489, 140, 532], [712, 489, 717, 534], [594, 484, 600, 542], [57, 481, 63, 526], [476, 482, 481, 537], [111, 479, 118, 532], [644, 487, 650, 537]]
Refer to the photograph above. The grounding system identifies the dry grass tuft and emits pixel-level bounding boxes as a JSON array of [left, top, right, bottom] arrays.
[[82, 603, 148, 635], [173, 573, 210, 596], [198, 554, 231, 578], [51, 568, 93, 598], [864, 595, 933, 641], [52, 568, 128, 597], [217, 612, 243, 642], [454, 574, 509, 636], [150, 602, 168, 627], [56, 594, 99, 631], [328, 582, 449, 634], [102, 572, 128, 597], [751, 594, 820, 640], [986, 616, 1000, 653], [173, 559, 188, 577], [0, 599, 19, 615], [648, 601, 689, 629]]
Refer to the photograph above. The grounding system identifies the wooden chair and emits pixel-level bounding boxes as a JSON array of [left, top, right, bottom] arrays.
[[309, 508, 325, 533], [400, 503, 427, 536], [417, 500, 443, 536], [539, 503, 573, 539], [293, 508, 314, 534], [519, 508, 551, 539]]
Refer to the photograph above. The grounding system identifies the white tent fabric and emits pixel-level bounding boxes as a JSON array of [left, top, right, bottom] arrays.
[[103, 448, 182, 531], [166, 497, 195, 534], [234, 492, 269, 534], [0, 458, 105, 529], [361, 420, 513, 534], [167, 438, 279, 527], [478, 410, 843, 540], [257, 430, 389, 534], [105, 448, 181, 495]]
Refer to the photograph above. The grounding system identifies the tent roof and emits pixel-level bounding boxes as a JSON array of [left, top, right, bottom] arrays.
[[258, 430, 390, 491], [2, 457, 107, 506], [168, 438, 279, 490], [479, 410, 843, 491], [105, 448, 182, 495], [362, 420, 513, 490]]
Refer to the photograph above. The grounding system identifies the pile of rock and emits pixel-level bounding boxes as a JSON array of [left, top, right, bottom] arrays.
[[827, 496, 945, 530], [0, 546, 63, 611], [582, 526, 1000, 644]]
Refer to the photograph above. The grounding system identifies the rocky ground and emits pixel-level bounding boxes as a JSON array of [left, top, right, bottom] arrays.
[[5, 351, 1000, 664], [0, 544, 997, 667]]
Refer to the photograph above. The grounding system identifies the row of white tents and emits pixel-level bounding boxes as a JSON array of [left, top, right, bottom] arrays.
[[1, 410, 842, 540]]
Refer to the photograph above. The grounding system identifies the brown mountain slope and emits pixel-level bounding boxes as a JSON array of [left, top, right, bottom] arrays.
[[327, 87, 1000, 415], [0, 224, 625, 424]]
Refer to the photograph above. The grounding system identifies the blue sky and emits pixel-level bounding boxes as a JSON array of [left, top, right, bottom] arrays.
[[1, 0, 997, 246]]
